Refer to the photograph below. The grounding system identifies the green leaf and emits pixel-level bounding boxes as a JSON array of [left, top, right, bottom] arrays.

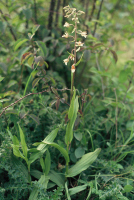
[[29, 114, 40, 125], [36, 41, 48, 57], [14, 39, 28, 51], [40, 157, 45, 173], [32, 24, 40, 34], [91, 43, 104, 50], [43, 36, 53, 42], [41, 141, 69, 164], [29, 128, 59, 164], [65, 95, 79, 145], [12, 144, 25, 159], [23, 8, 32, 20], [27, 56, 34, 66], [8, 130, 25, 159], [18, 124, 28, 159], [74, 132, 82, 141], [67, 148, 101, 177], [37, 128, 59, 151], [119, 68, 131, 83], [68, 88, 76, 119], [75, 53, 83, 67], [49, 170, 65, 187], [124, 185, 133, 192], [32, 78, 42, 88], [69, 184, 87, 196], [65, 182, 71, 200], [7, 80, 17, 88], [45, 150, 51, 175], [75, 147, 85, 158], [0, 77, 4, 82]]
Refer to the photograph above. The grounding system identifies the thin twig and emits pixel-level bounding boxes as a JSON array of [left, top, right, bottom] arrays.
[[0, 9, 17, 41], [0, 90, 48, 117], [93, 0, 104, 36], [0, 87, 71, 117], [89, 0, 97, 21]]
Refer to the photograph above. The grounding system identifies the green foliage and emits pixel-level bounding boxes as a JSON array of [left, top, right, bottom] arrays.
[[1, 0, 134, 199]]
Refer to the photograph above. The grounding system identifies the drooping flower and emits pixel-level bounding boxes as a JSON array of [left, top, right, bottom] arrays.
[[62, 32, 69, 38], [69, 55, 74, 60], [75, 41, 84, 46], [71, 64, 75, 73], [63, 58, 69, 65], [81, 31, 87, 38], [72, 17, 78, 21], [64, 22, 70, 27]]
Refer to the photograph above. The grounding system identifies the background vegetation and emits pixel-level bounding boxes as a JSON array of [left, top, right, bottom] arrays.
[[0, 0, 134, 199]]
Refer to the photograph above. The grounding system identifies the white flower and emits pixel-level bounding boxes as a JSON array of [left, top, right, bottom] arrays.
[[69, 55, 74, 60], [75, 41, 84, 46], [72, 17, 78, 21], [64, 22, 70, 27], [71, 64, 75, 73], [62, 32, 69, 38], [81, 31, 87, 38], [63, 58, 69, 65]]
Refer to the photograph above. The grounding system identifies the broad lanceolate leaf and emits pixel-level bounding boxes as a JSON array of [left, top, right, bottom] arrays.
[[29, 128, 59, 164], [32, 24, 40, 34], [36, 41, 48, 57], [8, 130, 25, 159], [45, 150, 51, 175], [68, 88, 76, 119], [14, 38, 28, 51], [69, 184, 87, 196], [75, 53, 83, 67], [41, 141, 69, 164], [18, 124, 28, 159], [0, 77, 4, 82], [65, 182, 71, 200], [49, 170, 65, 187], [66, 148, 101, 177], [40, 157, 45, 173], [37, 128, 59, 151], [65, 94, 79, 145]]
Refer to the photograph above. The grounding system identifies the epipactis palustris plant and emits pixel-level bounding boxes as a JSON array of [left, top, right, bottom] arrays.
[[62, 5, 87, 99]]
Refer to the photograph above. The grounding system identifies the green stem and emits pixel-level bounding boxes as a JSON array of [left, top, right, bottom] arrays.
[[70, 13, 77, 102]]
